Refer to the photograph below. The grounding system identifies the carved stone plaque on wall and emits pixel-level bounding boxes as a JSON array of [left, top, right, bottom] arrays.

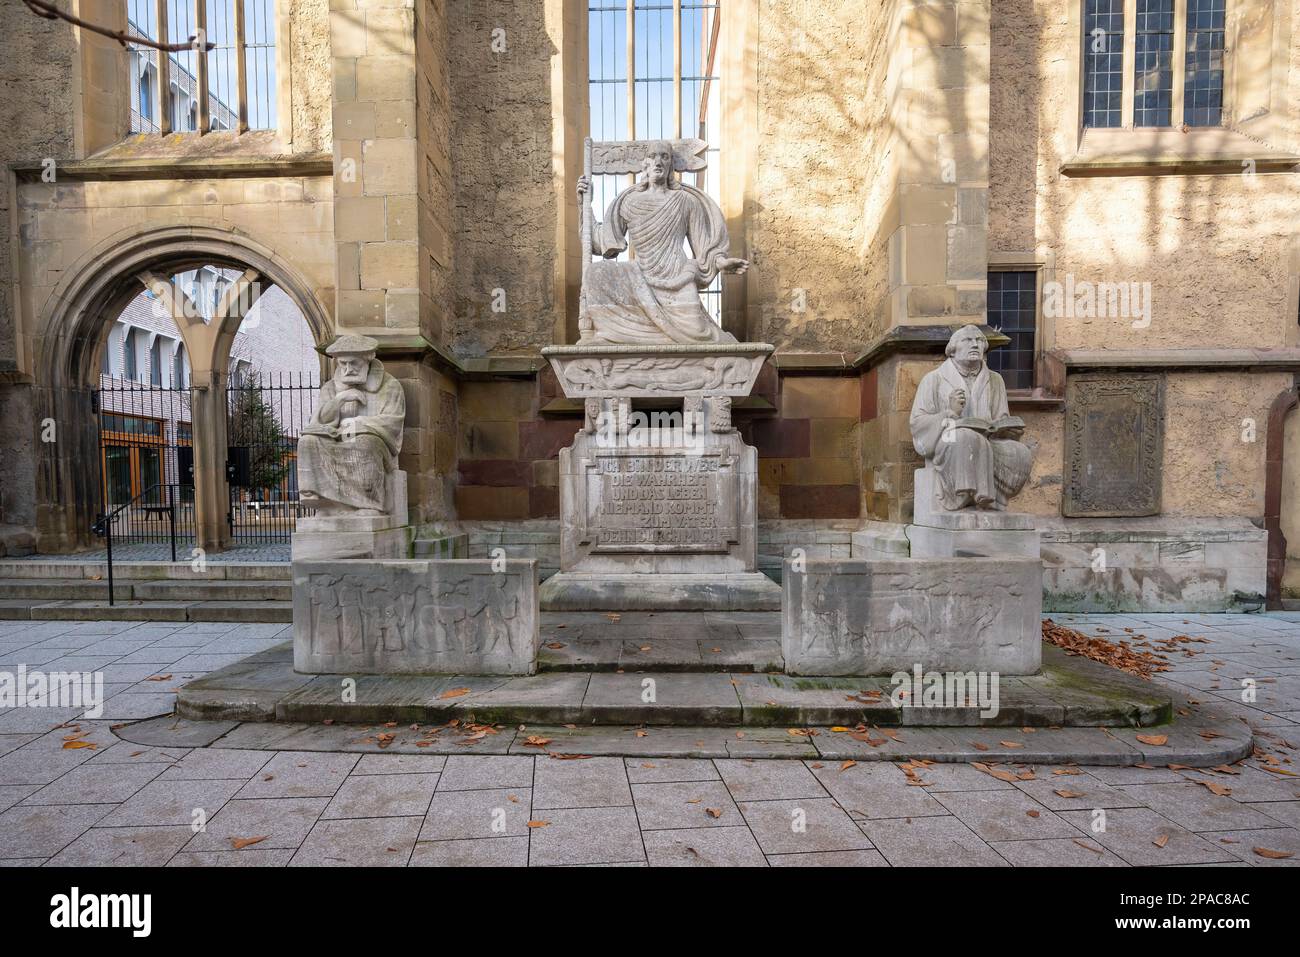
[[1063, 372, 1165, 517]]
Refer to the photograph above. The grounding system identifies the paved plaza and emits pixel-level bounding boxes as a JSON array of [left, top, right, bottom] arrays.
[[0, 612, 1298, 867]]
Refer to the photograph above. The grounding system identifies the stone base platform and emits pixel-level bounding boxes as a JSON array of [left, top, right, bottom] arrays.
[[121, 709, 1252, 767], [178, 641, 1174, 730], [539, 571, 781, 611]]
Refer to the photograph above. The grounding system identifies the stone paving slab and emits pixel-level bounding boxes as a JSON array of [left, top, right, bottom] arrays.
[[0, 612, 1294, 867]]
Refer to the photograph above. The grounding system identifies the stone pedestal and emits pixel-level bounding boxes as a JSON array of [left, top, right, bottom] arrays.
[[908, 467, 1040, 559], [783, 557, 1042, 676], [293, 558, 538, 675], [291, 471, 412, 561], [539, 343, 780, 611]]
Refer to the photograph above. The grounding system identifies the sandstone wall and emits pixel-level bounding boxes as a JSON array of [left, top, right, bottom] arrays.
[[447, 0, 560, 356], [749, 0, 887, 352], [991, 0, 1300, 352], [986, 0, 1300, 526], [0, 3, 77, 369], [291, 0, 335, 154]]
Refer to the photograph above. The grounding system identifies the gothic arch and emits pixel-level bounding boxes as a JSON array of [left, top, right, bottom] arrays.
[[36, 223, 331, 389], [31, 223, 331, 551]]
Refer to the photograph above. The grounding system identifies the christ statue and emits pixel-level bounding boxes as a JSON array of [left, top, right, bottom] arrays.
[[576, 140, 748, 345]]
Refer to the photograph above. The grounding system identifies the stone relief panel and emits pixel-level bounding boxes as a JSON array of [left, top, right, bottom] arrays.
[[555, 354, 762, 396], [293, 560, 538, 675], [1063, 373, 1165, 517], [783, 559, 1042, 675]]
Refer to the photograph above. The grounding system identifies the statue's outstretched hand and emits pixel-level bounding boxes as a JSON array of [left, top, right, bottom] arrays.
[[576, 175, 590, 200], [718, 257, 749, 275]]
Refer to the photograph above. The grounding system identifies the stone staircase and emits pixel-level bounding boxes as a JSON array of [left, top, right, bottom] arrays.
[[0, 560, 291, 622]]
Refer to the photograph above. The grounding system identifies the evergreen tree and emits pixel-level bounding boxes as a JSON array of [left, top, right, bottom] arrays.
[[229, 380, 290, 496]]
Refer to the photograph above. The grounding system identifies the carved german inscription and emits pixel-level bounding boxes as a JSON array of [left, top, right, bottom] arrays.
[[586, 450, 735, 551]]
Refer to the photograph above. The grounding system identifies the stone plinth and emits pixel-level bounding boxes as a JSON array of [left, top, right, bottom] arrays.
[[293, 559, 538, 675], [291, 472, 411, 561], [538, 343, 780, 611], [908, 467, 1039, 559], [783, 557, 1042, 676]]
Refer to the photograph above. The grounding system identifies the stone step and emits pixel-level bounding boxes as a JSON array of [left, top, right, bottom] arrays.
[[178, 642, 1177, 732], [120, 713, 1253, 768], [0, 578, 134, 601], [538, 637, 783, 672], [0, 577, 289, 602], [0, 598, 291, 623], [0, 560, 289, 581], [537, 610, 781, 671]]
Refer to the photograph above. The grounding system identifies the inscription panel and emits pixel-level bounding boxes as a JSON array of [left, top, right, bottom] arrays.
[[1063, 372, 1165, 517], [583, 449, 738, 553]]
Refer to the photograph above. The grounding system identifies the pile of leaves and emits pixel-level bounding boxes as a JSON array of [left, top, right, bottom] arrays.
[[1041, 618, 1176, 679]]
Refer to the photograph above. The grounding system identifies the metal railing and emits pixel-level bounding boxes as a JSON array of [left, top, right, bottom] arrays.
[[92, 483, 181, 606]]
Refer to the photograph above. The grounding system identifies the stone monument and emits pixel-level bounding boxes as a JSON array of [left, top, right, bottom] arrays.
[[292, 334, 411, 560], [290, 336, 538, 675], [784, 325, 1042, 675], [540, 137, 779, 610], [906, 324, 1038, 559]]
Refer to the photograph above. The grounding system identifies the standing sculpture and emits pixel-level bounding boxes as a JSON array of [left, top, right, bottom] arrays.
[[297, 334, 405, 516], [909, 324, 1032, 511], [576, 138, 748, 345]]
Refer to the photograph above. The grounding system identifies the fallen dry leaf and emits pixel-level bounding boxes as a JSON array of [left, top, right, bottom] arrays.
[[972, 762, 1020, 784], [1202, 781, 1233, 796], [1252, 847, 1294, 860], [230, 835, 268, 850], [1053, 789, 1085, 799], [439, 688, 471, 700], [527, 821, 550, 828], [61, 740, 96, 750], [1153, 834, 1170, 848], [1135, 734, 1168, 746], [840, 760, 857, 772]]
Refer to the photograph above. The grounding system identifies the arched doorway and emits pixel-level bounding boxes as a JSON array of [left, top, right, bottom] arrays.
[[34, 225, 329, 554], [95, 266, 323, 556]]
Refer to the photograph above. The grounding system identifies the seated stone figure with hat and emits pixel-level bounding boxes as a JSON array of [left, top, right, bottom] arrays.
[[297, 334, 405, 516]]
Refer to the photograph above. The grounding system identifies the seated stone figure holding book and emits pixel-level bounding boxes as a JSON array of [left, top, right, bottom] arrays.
[[909, 324, 1032, 511]]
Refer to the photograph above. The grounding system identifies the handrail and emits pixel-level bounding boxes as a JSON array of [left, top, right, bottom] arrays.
[[92, 482, 178, 605]]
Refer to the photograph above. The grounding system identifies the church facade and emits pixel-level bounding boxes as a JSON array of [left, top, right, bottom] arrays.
[[1, 0, 1298, 611]]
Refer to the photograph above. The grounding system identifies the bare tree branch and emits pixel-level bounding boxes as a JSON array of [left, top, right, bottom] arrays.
[[21, 0, 215, 52]]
